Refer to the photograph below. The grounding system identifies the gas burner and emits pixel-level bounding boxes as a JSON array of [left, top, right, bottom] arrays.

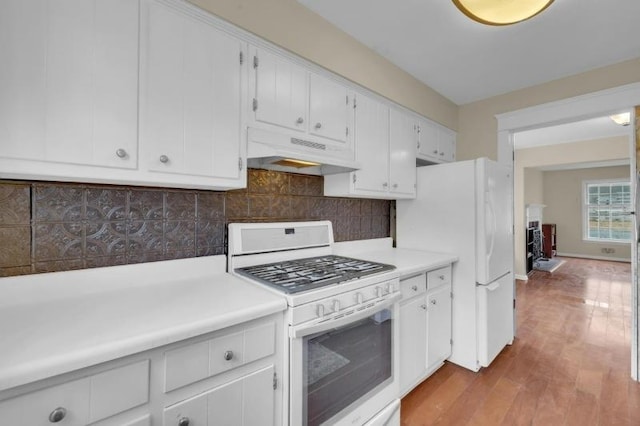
[[234, 255, 395, 294]]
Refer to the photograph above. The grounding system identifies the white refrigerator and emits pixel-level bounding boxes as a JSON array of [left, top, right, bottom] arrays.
[[396, 158, 514, 372]]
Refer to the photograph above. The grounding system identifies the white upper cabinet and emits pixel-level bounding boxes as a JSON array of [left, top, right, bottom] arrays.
[[308, 73, 351, 143], [252, 47, 308, 133], [351, 93, 390, 194], [248, 46, 355, 157], [140, 0, 245, 184], [417, 118, 456, 164], [389, 109, 417, 197], [0, 0, 139, 168], [324, 99, 418, 200]]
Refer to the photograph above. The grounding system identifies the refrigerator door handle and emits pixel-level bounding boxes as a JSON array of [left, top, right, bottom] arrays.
[[486, 193, 497, 262], [486, 281, 500, 291]]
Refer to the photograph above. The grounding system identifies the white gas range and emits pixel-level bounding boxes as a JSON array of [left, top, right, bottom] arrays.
[[228, 221, 401, 426]]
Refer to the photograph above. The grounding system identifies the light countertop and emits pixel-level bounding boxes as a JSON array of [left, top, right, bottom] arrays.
[[333, 238, 458, 277], [0, 256, 286, 393]]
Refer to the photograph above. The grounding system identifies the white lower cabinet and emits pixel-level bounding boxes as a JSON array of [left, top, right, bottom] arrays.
[[426, 284, 453, 371], [164, 365, 274, 426], [0, 360, 150, 426], [399, 289, 427, 395], [0, 314, 283, 426], [399, 265, 453, 397]]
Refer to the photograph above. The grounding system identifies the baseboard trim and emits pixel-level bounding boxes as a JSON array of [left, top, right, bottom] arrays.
[[515, 274, 529, 281], [556, 252, 631, 263]]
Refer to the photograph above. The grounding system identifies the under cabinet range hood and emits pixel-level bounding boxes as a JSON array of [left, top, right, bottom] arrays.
[[247, 127, 360, 175]]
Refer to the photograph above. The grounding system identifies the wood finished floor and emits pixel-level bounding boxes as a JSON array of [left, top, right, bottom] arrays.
[[400, 257, 640, 425]]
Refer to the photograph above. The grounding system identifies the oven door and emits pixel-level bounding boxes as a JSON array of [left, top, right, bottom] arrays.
[[290, 296, 400, 426]]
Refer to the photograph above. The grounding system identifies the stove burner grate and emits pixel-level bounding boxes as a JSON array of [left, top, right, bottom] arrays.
[[235, 255, 395, 294]]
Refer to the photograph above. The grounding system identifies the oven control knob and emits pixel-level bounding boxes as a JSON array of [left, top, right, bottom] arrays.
[[333, 300, 340, 312], [376, 286, 383, 298], [356, 293, 364, 304], [317, 304, 325, 317], [386, 283, 393, 294]]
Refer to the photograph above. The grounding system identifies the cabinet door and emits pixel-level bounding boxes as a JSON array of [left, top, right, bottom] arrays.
[[0, 0, 139, 169], [141, 0, 243, 179], [252, 47, 307, 132], [163, 391, 208, 426], [427, 285, 452, 370], [208, 365, 275, 426], [389, 109, 417, 198], [352, 94, 389, 193], [416, 119, 438, 160], [438, 129, 456, 162], [309, 73, 351, 143], [399, 296, 427, 394]]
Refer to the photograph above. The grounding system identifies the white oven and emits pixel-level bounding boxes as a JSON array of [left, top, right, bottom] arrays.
[[228, 221, 401, 426], [290, 296, 400, 426]]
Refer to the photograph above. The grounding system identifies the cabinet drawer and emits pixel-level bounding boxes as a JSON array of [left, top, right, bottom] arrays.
[[210, 331, 244, 376], [0, 360, 149, 425], [427, 266, 451, 290], [164, 321, 276, 392], [400, 274, 426, 300], [88, 360, 150, 423]]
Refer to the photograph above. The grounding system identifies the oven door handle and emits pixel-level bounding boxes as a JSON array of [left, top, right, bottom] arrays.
[[290, 293, 401, 339]]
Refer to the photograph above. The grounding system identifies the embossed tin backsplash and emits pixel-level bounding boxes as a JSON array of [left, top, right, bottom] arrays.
[[0, 170, 392, 277]]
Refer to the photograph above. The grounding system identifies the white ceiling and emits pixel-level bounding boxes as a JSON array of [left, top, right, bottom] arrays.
[[514, 115, 632, 149], [514, 114, 632, 171], [297, 0, 640, 105]]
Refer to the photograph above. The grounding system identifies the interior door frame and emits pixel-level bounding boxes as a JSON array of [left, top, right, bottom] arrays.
[[495, 82, 640, 381]]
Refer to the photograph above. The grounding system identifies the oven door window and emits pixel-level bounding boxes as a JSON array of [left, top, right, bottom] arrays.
[[302, 308, 393, 426]]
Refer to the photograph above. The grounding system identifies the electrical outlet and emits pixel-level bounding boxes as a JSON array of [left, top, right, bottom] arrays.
[[601, 248, 615, 254]]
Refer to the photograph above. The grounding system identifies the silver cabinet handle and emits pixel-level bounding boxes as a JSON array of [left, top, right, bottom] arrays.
[[315, 122, 322, 129], [393, 183, 398, 189], [382, 182, 388, 188], [296, 117, 304, 124], [159, 155, 169, 163], [433, 149, 438, 154], [420, 304, 427, 310], [430, 299, 437, 305], [178, 417, 190, 426], [439, 152, 445, 156], [411, 285, 418, 291], [115, 148, 127, 158], [224, 350, 234, 361], [439, 275, 445, 280], [48, 407, 67, 423]]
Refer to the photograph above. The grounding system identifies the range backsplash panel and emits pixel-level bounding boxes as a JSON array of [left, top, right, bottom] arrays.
[[0, 169, 392, 277]]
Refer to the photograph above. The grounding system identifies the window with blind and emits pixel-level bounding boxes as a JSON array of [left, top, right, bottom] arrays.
[[583, 180, 632, 242]]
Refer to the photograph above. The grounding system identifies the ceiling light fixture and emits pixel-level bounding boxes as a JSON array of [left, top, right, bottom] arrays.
[[610, 113, 631, 126], [452, 0, 554, 26]]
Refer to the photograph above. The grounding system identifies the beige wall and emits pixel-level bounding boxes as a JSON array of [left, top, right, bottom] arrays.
[[543, 166, 631, 261], [188, 0, 458, 130], [524, 168, 544, 205], [514, 136, 630, 276], [458, 58, 640, 161]]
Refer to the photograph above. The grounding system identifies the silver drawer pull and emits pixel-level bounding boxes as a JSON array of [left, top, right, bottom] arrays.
[[411, 285, 418, 291], [439, 275, 445, 280], [296, 117, 304, 124], [178, 417, 190, 426], [48, 407, 67, 423], [315, 122, 322, 129], [430, 299, 437, 305], [224, 350, 234, 361], [159, 155, 169, 163], [115, 148, 127, 158], [420, 304, 427, 310]]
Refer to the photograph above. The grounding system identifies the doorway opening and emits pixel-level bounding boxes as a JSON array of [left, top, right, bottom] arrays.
[[511, 113, 634, 387], [495, 82, 640, 380]]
